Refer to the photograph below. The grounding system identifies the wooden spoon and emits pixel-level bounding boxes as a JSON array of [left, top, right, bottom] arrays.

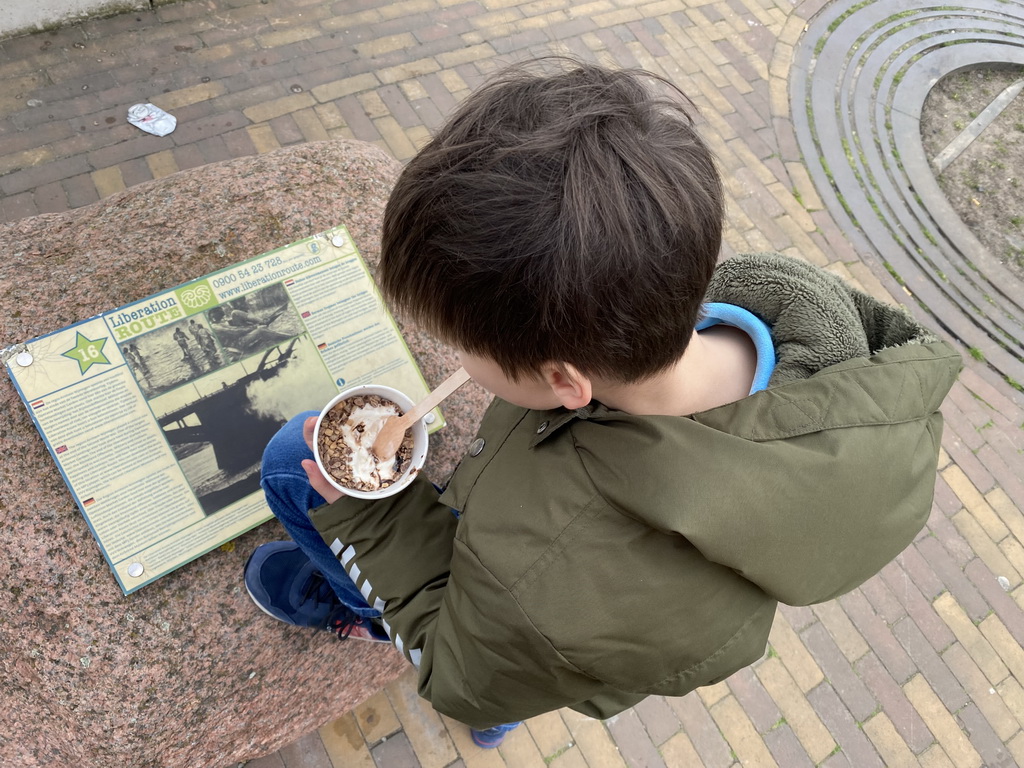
[[371, 367, 472, 460]]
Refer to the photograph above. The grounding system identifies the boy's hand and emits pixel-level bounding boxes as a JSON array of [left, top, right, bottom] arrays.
[[301, 416, 343, 504]]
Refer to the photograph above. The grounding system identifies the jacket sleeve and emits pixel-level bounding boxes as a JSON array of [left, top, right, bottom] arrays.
[[308, 477, 617, 728], [308, 476, 457, 666]]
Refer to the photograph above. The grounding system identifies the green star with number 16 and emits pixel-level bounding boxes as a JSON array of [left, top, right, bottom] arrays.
[[62, 332, 110, 374]]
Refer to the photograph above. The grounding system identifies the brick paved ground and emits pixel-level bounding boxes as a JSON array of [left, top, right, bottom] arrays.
[[3, 0, 1024, 765]]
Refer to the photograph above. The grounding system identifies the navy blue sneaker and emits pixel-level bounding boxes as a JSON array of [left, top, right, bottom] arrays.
[[470, 722, 522, 749], [245, 541, 389, 643]]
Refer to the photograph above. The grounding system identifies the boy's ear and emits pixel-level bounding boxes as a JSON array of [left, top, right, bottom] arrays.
[[541, 362, 593, 410]]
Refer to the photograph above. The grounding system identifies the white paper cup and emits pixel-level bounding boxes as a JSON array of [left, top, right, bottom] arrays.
[[313, 384, 428, 500]]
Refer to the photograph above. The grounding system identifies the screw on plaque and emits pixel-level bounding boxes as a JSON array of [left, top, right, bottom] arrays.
[[1, 343, 31, 367]]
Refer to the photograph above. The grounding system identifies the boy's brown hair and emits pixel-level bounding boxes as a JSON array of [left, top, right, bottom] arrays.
[[379, 59, 724, 383]]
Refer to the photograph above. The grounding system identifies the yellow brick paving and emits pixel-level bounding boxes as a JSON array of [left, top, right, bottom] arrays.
[[2, 0, 1024, 764]]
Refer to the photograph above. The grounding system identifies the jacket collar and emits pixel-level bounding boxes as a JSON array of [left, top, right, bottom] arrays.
[[529, 402, 611, 446]]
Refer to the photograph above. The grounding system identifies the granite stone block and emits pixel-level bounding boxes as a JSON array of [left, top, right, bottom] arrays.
[[0, 140, 491, 768]]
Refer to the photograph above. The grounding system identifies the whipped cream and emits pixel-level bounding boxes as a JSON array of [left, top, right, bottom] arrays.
[[340, 402, 402, 486]]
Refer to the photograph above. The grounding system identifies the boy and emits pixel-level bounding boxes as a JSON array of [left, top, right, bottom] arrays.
[[244, 61, 961, 747]]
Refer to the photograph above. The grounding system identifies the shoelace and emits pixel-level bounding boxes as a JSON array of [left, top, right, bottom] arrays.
[[323, 606, 365, 640], [304, 572, 379, 641], [301, 571, 340, 611]]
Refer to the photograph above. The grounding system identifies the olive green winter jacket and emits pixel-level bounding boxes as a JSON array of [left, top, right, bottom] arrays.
[[310, 252, 962, 728]]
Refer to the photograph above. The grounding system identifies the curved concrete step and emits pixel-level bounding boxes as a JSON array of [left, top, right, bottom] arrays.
[[789, 0, 1024, 390]]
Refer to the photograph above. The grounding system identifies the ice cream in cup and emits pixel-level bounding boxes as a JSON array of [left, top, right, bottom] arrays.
[[313, 385, 429, 499]]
